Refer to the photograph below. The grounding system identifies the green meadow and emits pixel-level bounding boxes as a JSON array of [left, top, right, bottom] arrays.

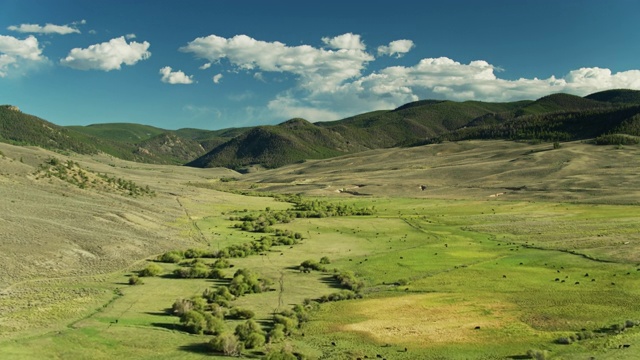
[[2, 193, 640, 360]]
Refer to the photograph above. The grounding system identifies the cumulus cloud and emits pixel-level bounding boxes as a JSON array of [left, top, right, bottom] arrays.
[[60, 36, 151, 71], [180, 32, 640, 122], [159, 66, 194, 84], [0, 35, 46, 77], [180, 33, 374, 92], [199, 62, 211, 70], [212, 73, 223, 83], [8, 22, 81, 35], [377, 39, 414, 57], [321, 33, 365, 50], [125, 33, 136, 39]]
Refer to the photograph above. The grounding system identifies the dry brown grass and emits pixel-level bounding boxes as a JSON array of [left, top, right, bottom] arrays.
[[339, 293, 521, 345]]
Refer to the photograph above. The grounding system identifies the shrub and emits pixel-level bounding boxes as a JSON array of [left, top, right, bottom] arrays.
[[264, 348, 297, 360], [319, 256, 331, 264], [157, 251, 183, 263], [235, 319, 263, 338], [555, 336, 573, 345], [228, 307, 255, 320], [526, 349, 549, 360], [268, 324, 286, 343], [139, 263, 163, 277], [244, 332, 266, 349], [181, 310, 207, 334], [209, 332, 244, 356], [128, 275, 143, 285]]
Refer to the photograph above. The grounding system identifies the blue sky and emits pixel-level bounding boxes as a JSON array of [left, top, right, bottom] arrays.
[[1, 0, 640, 130]]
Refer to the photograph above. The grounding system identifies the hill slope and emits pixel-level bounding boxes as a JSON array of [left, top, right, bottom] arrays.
[[187, 118, 352, 169]]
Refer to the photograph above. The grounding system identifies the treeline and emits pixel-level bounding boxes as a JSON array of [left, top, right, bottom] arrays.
[[230, 199, 375, 233], [420, 105, 640, 145], [36, 157, 155, 196]]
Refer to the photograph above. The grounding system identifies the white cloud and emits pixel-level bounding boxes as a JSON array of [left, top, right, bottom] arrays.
[[321, 33, 365, 50], [253, 72, 265, 82], [125, 33, 136, 39], [8, 22, 80, 35], [377, 39, 414, 58], [212, 73, 223, 83], [160, 66, 194, 84], [199, 62, 211, 70], [180, 32, 640, 123], [180, 33, 374, 93], [0, 35, 46, 77], [60, 36, 151, 71]]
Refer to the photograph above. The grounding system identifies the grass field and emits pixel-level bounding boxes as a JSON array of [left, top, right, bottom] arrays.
[[2, 140, 640, 359]]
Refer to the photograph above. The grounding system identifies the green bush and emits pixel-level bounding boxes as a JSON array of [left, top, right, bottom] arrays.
[[209, 332, 244, 356], [157, 251, 183, 263], [139, 263, 163, 277], [268, 324, 286, 343], [128, 275, 143, 285], [228, 307, 255, 320], [264, 348, 297, 360], [526, 349, 549, 360]]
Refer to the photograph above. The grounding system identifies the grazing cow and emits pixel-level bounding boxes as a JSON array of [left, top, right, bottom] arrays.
[[519, 262, 523, 265], [592, 278, 596, 282], [575, 282, 580, 285], [585, 273, 589, 277], [502, 275, 507, 278], [555, 278, 560, 282], [611, 282, 616, 285], [474, 326, 481, 330], [561, 280, 566, 283], [331, 341, 336, 346]]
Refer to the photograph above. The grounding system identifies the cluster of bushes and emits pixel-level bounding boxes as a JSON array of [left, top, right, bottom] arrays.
[[594, 133, 640, 145], [229, 268, 272, 296], [333, 270, 365, 291], [555, 319, 640, 345], [157, 234, 302, 264], [208, 319, 267, 356], [230, 199, 375, 233], [173, 259, 226, 279], [98, 173, 155, 197], [35, 157, 154, 196], [317, 290, 362, 303], [298, 257, 330, 272]]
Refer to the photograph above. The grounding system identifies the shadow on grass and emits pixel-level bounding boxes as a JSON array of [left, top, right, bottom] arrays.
[[506, 355, 531, 359], [144, 310, 171, 317], [151, 322, 182, 331], [178, 342, 211, 355], [318, 275, 344, 290]]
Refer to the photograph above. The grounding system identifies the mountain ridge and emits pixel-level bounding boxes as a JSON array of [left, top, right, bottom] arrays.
[[3, 89, 640, 170]]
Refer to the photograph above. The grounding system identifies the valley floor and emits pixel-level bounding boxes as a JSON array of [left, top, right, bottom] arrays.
[[1, 140, 640, 359]]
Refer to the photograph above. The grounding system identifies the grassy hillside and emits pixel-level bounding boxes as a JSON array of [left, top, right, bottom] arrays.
[[0, 105, 98, 154], [6, 89, 640, 170], [67, 123, 167, 143], [585, 89, 640, 104], [187, 119, 350, 169], [423, 105, 640, 144]]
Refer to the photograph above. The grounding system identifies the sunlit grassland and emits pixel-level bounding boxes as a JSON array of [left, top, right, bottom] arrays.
[[2, 196, 640, 359]]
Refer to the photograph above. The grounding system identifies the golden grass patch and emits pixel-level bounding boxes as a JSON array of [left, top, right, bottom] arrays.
[[339, 293, 519, 346]]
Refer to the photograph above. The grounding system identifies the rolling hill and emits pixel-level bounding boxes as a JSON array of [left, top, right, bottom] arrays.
[[3, 89, 640, 169]]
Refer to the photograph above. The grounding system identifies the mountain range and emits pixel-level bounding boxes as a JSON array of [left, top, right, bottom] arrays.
[[2, 89, 640, 170]]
